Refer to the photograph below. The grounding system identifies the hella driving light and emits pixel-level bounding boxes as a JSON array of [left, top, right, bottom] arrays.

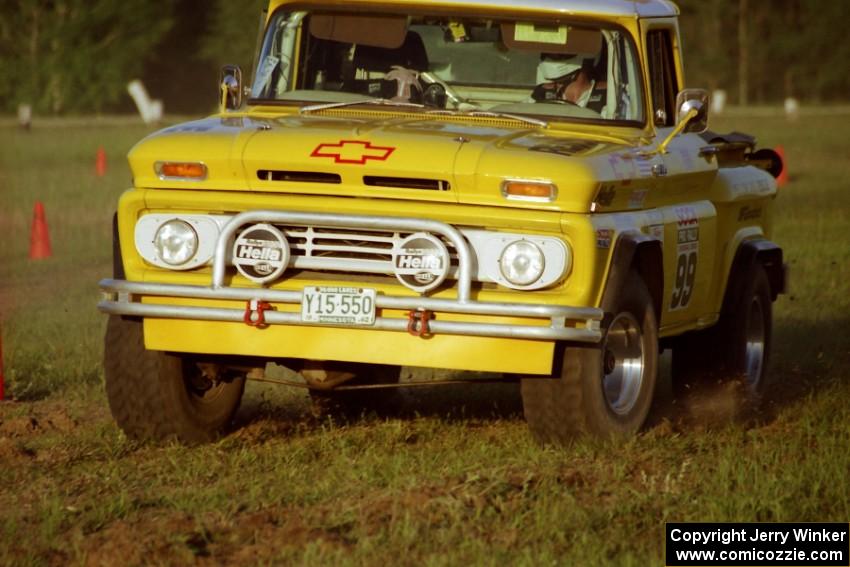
[[499, 240, 545, 286], [153, 219, 198, 266]]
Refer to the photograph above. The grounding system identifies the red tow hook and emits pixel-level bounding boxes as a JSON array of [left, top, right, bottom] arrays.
[[407, 309, 435, 338], [244, 299, 273, 328]]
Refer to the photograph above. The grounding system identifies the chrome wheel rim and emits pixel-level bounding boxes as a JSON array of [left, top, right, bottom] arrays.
[[602, 313, 645, 416], [744, 295, 766, 388]]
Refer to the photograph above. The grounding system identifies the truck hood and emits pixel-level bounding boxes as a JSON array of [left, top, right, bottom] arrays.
[[128, 112, 645, 213]]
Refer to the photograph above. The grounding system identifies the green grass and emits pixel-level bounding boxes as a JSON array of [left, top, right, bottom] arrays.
[[0, 121, 155, 399], [1, 111, 849, 566]]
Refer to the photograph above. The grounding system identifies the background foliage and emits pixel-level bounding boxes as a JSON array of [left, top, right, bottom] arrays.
[[677, 0, 850, 104], [0, 0, 847, 115], [0, 0, 174, 113], [199, 0, 267, 74]]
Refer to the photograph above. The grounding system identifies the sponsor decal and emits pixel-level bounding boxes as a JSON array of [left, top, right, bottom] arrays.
[[310, 140, 395, 165], [738, 205, 763, 221], [675, 205, 699, 227], [232, 223, 290, 284], [163, 124, 212, 133], [596, 228, 614, 249], [595, 184, 617, 207], [731, 177, 773, 197], [393, 233, 450, 293], [529, 140, 598, 157], [670, 220, 699, 311], [646, 223, 665, 244], [676, 146, 696, 170], [608, 154, 635, 181], [634, 155, 654, 178], [628, 188, 649, 209], [677, 226, 700, 246]]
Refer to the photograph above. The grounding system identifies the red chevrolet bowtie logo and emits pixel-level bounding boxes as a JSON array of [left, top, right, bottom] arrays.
[[310, 140, 396, 165]]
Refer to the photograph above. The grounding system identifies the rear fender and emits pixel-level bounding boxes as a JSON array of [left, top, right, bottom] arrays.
[[724, 239, 785, 308]]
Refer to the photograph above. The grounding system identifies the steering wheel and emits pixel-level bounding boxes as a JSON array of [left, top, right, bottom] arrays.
[[541, 98, 579, 107], [530, 83, 579, 106], [420, 72, 472, 110]]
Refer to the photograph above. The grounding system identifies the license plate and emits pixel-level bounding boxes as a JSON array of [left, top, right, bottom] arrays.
[[301, 286, 377, 326]]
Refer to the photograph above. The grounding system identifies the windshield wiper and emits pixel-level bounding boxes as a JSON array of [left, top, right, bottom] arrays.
[[426, 109, 548, 128], [300, 98, 547, 128], [300, 98, 425, 115]]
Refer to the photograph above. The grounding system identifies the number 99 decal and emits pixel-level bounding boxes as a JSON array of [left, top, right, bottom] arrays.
[[670, 226, 699, 311], [670, 251, 697, 310]]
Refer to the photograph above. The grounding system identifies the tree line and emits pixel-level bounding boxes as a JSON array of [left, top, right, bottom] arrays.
[[0, 0, 264, 115], [0, 0, 845, 115], [677, 0, 849, 105]]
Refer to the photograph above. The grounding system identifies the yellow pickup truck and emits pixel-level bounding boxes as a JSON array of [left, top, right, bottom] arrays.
[[99, 0, 785, 444]]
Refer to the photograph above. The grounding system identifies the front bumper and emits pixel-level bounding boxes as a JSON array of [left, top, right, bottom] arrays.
[[98, 210, 603, 343]]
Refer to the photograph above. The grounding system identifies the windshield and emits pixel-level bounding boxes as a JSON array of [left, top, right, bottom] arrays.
[[251, 10, 645, 125]]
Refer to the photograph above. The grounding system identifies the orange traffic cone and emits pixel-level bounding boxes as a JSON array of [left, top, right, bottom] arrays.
[[96, 146, 107, 177], [29, 201, 52, 259], [775, 145, 788, 187]]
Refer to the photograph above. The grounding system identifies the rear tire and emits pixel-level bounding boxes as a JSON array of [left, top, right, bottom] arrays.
[[521, 271, 658, 444], [672, 264, 772, 403], [104, 316, 245, 444]]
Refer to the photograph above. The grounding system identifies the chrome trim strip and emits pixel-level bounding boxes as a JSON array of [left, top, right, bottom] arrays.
[[98, 279, 603, 343], [212, 211, 475, 303]]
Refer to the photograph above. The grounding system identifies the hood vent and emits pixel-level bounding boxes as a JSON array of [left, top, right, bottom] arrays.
[[258, 170, 341, 184], [363, 176, 450, 191]]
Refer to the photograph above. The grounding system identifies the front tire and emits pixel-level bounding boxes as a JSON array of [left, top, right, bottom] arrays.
[[521, 271, 658, 444], [104, 316, 245, 444]]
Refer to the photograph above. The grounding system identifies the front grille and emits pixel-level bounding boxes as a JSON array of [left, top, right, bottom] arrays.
[[286, 226, 398, 263], [257, 170, 341, 184], [256, 170, 448, 190], [363, 176, 450, 191], [233, 225, 461, 280]]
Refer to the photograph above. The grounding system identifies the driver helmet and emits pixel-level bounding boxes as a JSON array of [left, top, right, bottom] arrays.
[[536, 53, 587, 84]]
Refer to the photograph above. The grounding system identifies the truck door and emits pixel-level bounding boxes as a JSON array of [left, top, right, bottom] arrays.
[[644, 24, 719, 331]]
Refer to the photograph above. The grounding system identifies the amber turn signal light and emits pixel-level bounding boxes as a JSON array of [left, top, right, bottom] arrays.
[[155, 162, 208, 180], [501, 180, 558, 202]]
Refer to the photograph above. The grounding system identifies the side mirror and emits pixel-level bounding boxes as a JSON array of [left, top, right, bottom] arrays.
[[675, 88, 709, 134], [655, 88, 710, 155], [219, 65, 243, 112]]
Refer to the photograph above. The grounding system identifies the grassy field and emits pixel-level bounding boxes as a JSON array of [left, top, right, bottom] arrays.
[[1, 110, 849, 566]]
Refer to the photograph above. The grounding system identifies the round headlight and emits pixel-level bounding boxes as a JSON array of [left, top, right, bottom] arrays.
[[153, 219, 198, 266], [499, 240, 545, 287]]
